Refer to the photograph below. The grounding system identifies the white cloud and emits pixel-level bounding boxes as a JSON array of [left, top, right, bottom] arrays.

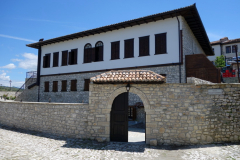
[[0, 71, 24, 87], [0, 63, 16, 69], [18, 53, 38, 71], [0, 72, 10, 81], [0, 34, 36, 42], [11, 58, 21, 62]]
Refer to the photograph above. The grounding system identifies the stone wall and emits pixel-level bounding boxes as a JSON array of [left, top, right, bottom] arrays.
[[88, 83, 240, 145], [0, 101, 89, 138], [1, 81, 239, 145], [38, 65, 184, 103], [15, 78, 38, 102], [181, 17, 205, 83], [223, 77, 239, 83]]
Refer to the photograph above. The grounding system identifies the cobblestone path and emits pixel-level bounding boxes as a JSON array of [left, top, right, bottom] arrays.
[[0, 124, 240, 160]]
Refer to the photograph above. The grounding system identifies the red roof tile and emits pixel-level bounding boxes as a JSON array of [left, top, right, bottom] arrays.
[[90, 70, 166, 83]]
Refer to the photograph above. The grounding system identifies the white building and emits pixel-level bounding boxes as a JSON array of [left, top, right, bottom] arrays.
[[208, 37, 240, 65], [23, 4, 215, 103]]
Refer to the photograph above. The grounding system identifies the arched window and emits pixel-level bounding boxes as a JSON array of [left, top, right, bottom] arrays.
[[84, 43, 92, 63], [94, 41, 103, 62]]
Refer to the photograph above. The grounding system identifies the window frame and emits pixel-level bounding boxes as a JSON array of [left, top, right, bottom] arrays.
[[83, 43, 92, 63], [226, 46, 231, 53], [94, 41, 104, 62], [68, 49, 78, 65], [52, 81, 58, 92], [61, 50, 68, 66], [155, 33, 167, 55], [43, 53, 51, 68], [71, 79, 77, 91], [124, 38, 134, 59], [53, 52, 59, 67], [61, 80, 67, 92], [139, 35, 150, 57], [44, 81, 49, 92], [111, 41, 120, 60]]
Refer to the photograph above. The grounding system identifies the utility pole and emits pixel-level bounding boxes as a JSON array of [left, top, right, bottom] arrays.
[[9, 80, 12, 91], [233, 45, 240, 83]]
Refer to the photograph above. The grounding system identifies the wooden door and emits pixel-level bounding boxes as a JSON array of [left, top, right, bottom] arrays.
[[110, 92, 128, 142]]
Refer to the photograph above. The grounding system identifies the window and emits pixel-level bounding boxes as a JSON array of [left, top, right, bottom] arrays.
[[53, 52, 59, 67], [44, 81, 49, 92], [139, 36, 149, 56], [226, 46, 231, 53], [62, 50, 68, 66], [212, 48, 214, 53], [84, 79, 90, 91], [84, 43, 92, 63], [155, 33, 167, 54], [94, 41, 103, 62], [71, 80, 77, 91], [68, 49, 78, 65], [43, 54, 51, 68], [111, 41, 120, 60], [52, 81, 58, 92], [232, 45, 237, 53], [124, 39, 134, 58], [61, 80, 67, 92]]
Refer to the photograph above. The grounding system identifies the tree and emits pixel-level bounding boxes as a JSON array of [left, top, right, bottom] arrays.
[[214, 55, 225, 68]]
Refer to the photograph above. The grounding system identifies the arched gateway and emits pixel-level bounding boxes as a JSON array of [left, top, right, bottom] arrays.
[[90, 70, 165, 143]]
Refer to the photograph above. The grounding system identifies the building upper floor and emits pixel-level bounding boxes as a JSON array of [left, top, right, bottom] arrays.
[[208, 37, 240, 62], [26, 4, 213, 76]]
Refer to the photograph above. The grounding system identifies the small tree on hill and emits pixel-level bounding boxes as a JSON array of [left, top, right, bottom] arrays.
[[214, 55, 225, 68]]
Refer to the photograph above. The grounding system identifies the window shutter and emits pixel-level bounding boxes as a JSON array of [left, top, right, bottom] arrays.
[[111, 41, 119, 60], [53, 52, 59, 67], [71, 80, 77, 91], [98, 46, 103, 61], [61, 80, 67, 91], [155, 33, 166, 54], [111, 42, 115, 60], [44, 81, 49, 92], [84, 49, 88, 63], [139, 37, 143, 56], [73, 49, 77, 64], [139, 36, 149, 56], [53, 81, 58, 92], [91, 48, 95, 62], [43, 56, 46, 68], [116, 41, 120, 59], [62, 51, 68, 66], [124, 39, 134, 58], [47, 54, 51, 67], [84, 79, 90, 91], [68, 51, 72, 65]]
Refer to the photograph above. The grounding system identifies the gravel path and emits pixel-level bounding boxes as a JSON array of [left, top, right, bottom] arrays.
[[0, 124, 240, 160]]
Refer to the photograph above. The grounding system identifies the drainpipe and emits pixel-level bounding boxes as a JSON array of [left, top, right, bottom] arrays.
[[176, 15, 181, 83], [37, 43, 42, 102]]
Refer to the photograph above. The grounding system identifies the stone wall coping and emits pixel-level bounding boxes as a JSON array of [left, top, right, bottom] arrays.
[[0, 101, 89, 105]]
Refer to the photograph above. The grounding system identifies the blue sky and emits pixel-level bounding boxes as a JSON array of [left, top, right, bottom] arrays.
[[0, 0, 239, 87]]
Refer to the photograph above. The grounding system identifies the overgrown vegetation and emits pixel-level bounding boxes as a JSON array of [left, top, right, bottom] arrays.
[[214, 55, 225, 68], [1, 94, 16, 100]]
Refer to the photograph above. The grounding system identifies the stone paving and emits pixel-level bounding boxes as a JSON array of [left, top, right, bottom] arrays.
[[0, 124, 240, 160]]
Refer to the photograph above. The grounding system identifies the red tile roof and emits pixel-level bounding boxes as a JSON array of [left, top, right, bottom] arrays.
[[211, 37, 240, 45], [90, 70, 166, 83]]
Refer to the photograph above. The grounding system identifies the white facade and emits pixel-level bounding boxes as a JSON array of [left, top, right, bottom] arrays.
[[208, 44, 221, 62], [222, 43, 240, 58], [41, 17, 183, 76]]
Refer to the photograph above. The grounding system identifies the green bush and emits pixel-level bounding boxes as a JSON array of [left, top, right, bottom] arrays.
[[9, 96, 16, 100], [3, 94, 8, 99], [6, 97, 9, 100]]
